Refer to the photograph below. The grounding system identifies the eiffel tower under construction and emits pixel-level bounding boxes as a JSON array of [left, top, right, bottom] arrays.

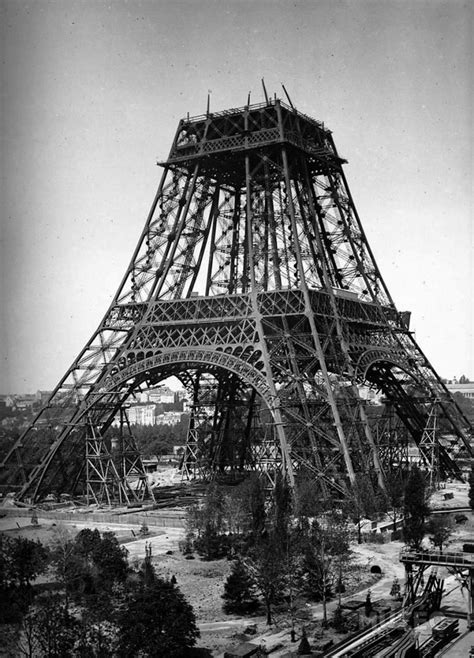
[[1, 90, 472, 505]]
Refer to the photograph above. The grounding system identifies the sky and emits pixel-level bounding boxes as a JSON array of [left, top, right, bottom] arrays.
[[1, 0, 472, 394]]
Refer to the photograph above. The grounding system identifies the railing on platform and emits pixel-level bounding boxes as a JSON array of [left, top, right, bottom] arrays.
[[400, 547, 474, 568]]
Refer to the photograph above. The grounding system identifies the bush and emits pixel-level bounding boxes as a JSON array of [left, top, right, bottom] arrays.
[[179, 533, 194, 556], [139, 521, 149, 537], [193, 528, 230, 560]]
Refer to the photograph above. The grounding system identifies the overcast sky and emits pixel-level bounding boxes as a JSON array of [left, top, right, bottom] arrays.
[[1, 0, 472, 394]]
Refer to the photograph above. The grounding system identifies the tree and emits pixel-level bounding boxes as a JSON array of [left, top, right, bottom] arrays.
[[300, 513, 351, 627], [90, 531, 129, 588], [50, 526, 129, 609], [390, 577, 401, 601], [74, 527, 102, 558], [117, 577, 200, 657], [223, 486, 251, 539], [384, 471, 406, 533], [222, 558, 259, 614], [272, 473, 303, 632], [49, 524, 78, 610], [426, 515, 453, 554], [129, 418, 189, 458], [272, 473, 293, 542], [247, 473, 267, 539], [6, 610, 41, 657], [73, 619, 119, 657], [0, 534, 49, 623], [230, 475, 298, 626], [295, 475, 328, 519], [185, 483, 228, 559], [403, 466, 429, 550], [21, 592, 81, 658], [244, 535, 286, 625], [1, 535, 48, 589], [347, 474, 386, 544]]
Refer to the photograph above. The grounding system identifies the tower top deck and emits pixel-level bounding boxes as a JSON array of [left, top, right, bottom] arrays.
[[184, 99, 326, 130], [164, 98, 345, 183]]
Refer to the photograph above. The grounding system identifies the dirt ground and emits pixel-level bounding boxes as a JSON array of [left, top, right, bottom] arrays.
[[1, 483, 472, 657], [0, 513, 395, 656]]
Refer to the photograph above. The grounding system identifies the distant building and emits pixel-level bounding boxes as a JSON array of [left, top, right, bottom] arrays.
[[0, 394, 39, 410], [155, 411, 184, 426], [112, 405, 187, 427], [175, 389, 189, 402], [142, 386, 176, 404], [14, 395, 36, 410], [446, 382, 474, 400], [113, 404, 156, 426], [36, 390, 52, 405]]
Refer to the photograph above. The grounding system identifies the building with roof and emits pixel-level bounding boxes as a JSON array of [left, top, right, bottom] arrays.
[[446, 382, 474, 400]]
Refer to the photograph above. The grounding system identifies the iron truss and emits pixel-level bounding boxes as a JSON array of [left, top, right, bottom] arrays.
[[1, 98, 471, 503]]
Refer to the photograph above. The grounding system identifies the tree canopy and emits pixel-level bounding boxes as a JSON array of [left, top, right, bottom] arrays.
[[117, 577, 200, 657], [403, 466, 429, 549]]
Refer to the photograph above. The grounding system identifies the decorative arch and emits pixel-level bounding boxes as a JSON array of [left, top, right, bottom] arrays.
[[356, 349, 413, 383], [99, 348, 272, 405]]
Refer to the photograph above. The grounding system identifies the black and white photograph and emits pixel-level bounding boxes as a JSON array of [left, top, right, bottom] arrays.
[[1, 1, 472, 655]]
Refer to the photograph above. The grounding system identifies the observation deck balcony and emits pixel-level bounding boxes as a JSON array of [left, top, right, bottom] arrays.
[[162, 100, 346, 182], [104, 288, 399, 331]]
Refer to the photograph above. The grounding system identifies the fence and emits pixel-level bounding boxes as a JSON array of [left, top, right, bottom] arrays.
[[0, 506, 186, 528]]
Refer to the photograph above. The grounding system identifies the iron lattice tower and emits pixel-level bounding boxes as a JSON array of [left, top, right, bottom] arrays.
[[1, 97, 472, 503]]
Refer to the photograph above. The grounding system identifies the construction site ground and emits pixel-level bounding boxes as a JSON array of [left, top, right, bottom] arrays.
[[1, 479, 474, 656]]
